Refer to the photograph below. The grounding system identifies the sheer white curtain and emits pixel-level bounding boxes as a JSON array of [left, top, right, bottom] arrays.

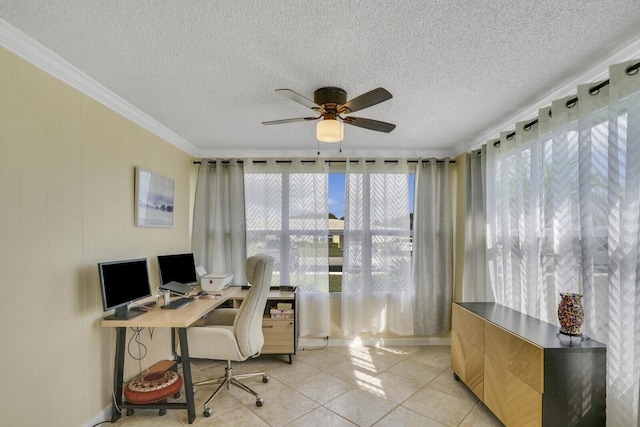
[[486, 90, 612, 334], [484, 59, 640, 426], [606, 61, 640, 426], [244, 159, 330, 337], [191, 160, 247, 285], [341, 159, 413, 336], [412, 159, 454, 335]]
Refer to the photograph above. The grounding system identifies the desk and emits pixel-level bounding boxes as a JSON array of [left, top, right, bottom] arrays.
[[101, 287, 240, 424]]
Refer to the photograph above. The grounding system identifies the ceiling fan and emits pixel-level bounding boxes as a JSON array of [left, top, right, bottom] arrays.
[[262, 87, 396, 143]]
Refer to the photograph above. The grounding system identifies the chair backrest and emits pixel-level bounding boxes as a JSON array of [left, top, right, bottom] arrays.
[[233, 254, 274, 358]]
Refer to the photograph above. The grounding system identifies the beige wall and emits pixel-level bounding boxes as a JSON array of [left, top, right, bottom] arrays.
[[0, 47, 194, 426]]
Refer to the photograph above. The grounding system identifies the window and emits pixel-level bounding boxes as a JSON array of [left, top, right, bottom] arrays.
[[245, 161, 414, 293], [245, 160, 329, 290], [328, 171, 414, 292]]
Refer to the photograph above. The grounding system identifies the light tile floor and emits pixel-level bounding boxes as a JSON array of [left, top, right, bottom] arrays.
[[110, 345, 504, 427]]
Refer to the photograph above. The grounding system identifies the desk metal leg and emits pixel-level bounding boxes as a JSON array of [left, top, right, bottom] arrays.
[[177, 327, 196, 424], [110, 327, 127, 423], [171, 327, 181, 363]]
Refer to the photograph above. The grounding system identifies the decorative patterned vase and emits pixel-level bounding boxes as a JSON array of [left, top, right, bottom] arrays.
[[557, 293, 584, 336]]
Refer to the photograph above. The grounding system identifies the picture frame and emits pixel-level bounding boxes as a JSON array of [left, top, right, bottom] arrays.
[[135, 167, 174, 227]]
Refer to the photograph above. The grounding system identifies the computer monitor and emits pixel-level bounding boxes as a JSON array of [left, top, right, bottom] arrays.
[[98, 258, 152, 320], [157, 253, 199, 287]]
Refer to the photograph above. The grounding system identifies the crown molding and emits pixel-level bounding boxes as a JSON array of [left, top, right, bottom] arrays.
[[0, 18, 200, 157], [453, 35, 640, 157]]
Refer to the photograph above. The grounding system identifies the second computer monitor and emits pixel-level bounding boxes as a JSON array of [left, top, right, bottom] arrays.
[[158, 253, 199, 286]]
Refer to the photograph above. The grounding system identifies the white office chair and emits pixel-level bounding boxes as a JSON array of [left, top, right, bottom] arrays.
[[187, 254, 274, 417]]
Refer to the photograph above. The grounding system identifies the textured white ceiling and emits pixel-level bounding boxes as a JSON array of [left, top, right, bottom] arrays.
[[2, 0, 640, 158]]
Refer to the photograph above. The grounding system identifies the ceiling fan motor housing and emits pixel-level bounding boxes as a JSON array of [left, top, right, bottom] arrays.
[[314, 87, 347, 110]]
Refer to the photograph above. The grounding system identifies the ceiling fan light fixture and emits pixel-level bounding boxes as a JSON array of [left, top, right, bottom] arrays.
[[317, 118, 343, 143]]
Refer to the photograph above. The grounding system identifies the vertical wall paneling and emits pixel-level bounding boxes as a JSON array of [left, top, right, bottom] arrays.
[[0, 47, 194, 426]]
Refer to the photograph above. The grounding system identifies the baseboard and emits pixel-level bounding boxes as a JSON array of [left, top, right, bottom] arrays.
[[84, 405, 112, 427], [298, 336, 451, 348]]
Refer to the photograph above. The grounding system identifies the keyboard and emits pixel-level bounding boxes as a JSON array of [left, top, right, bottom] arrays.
[[162, 297, 193, 310]]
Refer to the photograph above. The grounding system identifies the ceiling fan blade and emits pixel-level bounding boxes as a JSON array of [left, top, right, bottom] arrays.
[[340, 88, 392, 114], [275, 89, 325, 113], [343, 116, 396, 133], [262, 116, 319, 125]]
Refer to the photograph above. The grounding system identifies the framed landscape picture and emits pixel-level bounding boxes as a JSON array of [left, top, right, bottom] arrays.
[[135, 167, 174, 227]]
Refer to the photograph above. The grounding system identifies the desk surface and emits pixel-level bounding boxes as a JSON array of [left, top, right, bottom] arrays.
[[101, 287, 241, 328], [101, 287, 296, 329]]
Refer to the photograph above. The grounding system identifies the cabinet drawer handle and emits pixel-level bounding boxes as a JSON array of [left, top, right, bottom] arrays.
[[262, 325, 274, 329]]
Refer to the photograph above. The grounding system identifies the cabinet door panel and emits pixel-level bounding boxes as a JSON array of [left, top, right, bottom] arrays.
[[486, 354, 542, 427], [484, 353, 508, 425], [261, 319, 294, 353], [451, 330, 465, 375], [485, 322, 509, 367], [452, 331, 484, 399], [452, 304, 485, 351], [505, 373, 542, 427], [465, 343, 484, 399], [509, 336, 543, 393]]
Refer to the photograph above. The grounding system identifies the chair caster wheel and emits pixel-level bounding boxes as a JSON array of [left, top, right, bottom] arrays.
[[262, 376, 269, 383], [159, 408, 166, 416], [256, 398, 264, 407], [203, 408, 212, 417], [126, 409, 134, 416]]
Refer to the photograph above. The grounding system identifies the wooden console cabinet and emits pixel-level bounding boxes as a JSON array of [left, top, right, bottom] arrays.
[[451, 302, 606, 427]]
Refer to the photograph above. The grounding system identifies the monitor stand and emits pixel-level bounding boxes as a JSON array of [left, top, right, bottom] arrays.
[[104, 305, 145, 321]]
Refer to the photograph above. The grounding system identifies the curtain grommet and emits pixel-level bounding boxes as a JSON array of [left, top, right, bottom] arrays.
[[626, 64, 639, 76]]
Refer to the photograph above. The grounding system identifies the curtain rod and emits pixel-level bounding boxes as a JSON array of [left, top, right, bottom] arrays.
[[194, 158, 455, 165], [495, 60, 640, 147]]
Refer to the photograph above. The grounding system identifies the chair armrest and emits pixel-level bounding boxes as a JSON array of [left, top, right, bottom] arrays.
[[204, 308, 237, 326]]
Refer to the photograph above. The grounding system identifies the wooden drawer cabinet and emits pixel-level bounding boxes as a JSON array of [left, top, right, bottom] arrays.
[[451, 302, 606, 427], [261, 318, 295, 354]]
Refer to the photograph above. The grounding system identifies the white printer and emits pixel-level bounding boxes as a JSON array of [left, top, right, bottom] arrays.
[[196, 266, 234, 291]]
